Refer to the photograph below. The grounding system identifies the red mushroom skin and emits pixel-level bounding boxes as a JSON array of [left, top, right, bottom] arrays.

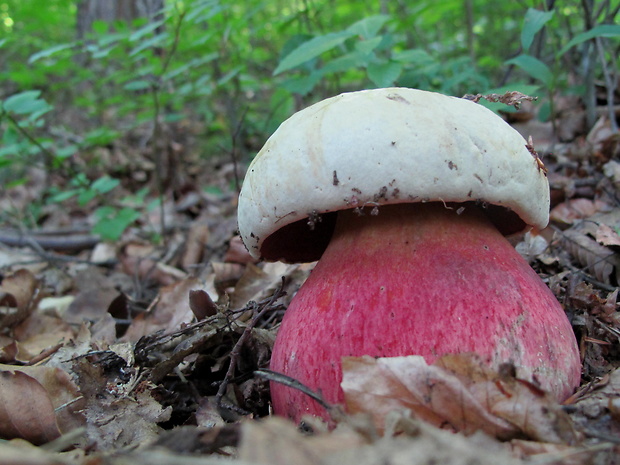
[[269, 203, 581, 423]]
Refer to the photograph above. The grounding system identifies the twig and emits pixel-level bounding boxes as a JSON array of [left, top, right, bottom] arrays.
[[595, 35, 619, 132], [150, 8, 188, 245], [215, 280, 285, 410], [254, 369, 333, 411], [0, 228, 99, 252], [230, 106, 249, 194], [0, 110, 56, 169]]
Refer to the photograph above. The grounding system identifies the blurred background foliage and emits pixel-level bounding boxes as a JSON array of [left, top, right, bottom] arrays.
[[0, 0, 618, 239]]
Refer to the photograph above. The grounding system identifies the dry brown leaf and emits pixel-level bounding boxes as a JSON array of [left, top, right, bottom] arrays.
[[120, 242, 186, 286], [180, 222, 209, 271], [189, 289, 218, 320], [0, 370, 61, 444], [212, 261, 246, 293], [341, 354, 576, 443], [123, 277, 217, 341], [13, 313, 74, 362], [510, 439, 599, 465], [325, 415, 524, 465], [570, 369, 620, 434], [195, 397, 226, 429], [596, 223, 620, 247], [515, 231, 550, 263], [550, 199, 609, 225], [229, 262, 311, 310], [224, 235, 258, 264], [559, 228, 620, 284], [0, 269, 39, 330], [0, 364, 85, 435], [239, 416, 366, 465]]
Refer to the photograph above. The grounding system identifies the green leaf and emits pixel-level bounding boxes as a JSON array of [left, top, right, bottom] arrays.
[[392, 49, 433, 64], [123, 80, 152, 91], [347, 15, 390, 39], [355, 36, 383, 55], [48, 189, 80, 203], [506, 54, 553, 87], [557, 24, 620, 57], [129, 19, 166, 41], [3, 91, 51, 115], [130, 32, 169, 57], [28, 42, 76, 64], [274, 31, 355, 75], [280, 71, 324, 95], [322, 51, 368, 74], [77, 189, 97, 206], [521, 8, 554, 51], [83, 128, 120, 146], [367, 61, 402, 87], [55, 145, 78, 160], [91, 176, 120, 194], [92, 207, 141, 241]]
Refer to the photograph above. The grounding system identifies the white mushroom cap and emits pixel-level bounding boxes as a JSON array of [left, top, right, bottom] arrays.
[[238, 88, 550, 262]]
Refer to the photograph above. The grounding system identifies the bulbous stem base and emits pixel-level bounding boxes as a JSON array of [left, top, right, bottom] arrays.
[[270, 203, 581, 423]]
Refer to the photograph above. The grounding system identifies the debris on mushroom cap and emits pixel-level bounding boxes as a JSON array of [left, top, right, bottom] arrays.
[[237, 87, 550, 262]]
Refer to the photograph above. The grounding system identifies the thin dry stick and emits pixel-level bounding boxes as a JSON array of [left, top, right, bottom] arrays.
[[215, 280, 286, 409]]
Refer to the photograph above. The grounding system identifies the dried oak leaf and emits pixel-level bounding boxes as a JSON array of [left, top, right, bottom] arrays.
[[0, 370, 61, 444], [239, 416, 366, 465], [341, 354, 577, 443], [595, 223, 620, 248], [550, 199, 609, 225], [559, 228, 620, 285], [123, 277, 217, 341], [0, 364, 85, 436], [569, 368, 620, 438], [180, 221, 209, 271], [0, 269, 39, 330]]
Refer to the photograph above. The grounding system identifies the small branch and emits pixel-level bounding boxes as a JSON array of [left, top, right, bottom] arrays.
[[254, 369, 333, 411], [0, 228, 99, 252], [595, 36, 619, 132], [215, 280, 285, 410], [230, 106, 249, 194], [1, 110, 55, 169]]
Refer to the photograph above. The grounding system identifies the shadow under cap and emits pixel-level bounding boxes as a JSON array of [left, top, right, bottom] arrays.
[[260, 201, 528, 263]]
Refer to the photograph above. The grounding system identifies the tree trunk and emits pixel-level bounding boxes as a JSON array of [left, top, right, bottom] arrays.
[[76, 0, 164, 38]]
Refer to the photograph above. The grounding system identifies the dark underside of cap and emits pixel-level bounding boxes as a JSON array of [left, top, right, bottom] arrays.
[[259, 202, 528, 263]]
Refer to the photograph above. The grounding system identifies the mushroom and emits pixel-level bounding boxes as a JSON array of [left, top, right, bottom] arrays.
[[237, 88, 581, 423]]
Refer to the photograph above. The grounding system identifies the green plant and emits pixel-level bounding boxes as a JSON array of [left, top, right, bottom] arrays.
[[273, 14, 491, 96], [507, 6, 620, 126]]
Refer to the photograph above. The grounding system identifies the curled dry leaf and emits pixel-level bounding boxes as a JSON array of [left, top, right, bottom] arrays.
[[123, 276, 217, 341], [180, 222, 209, 271], [559, 228, 620, 285], [224, 235, 258, 264], [239, 416, 366, 465], [0, 370, 61, 444], [0, 364, 85, 435], [120, 242, 187, 287], [0, 269, 39, 329], [341, 354, 577, 443], [229, 262, 312, 310], [569, 368, 620, 437], [515, 232, 550, 264], [550, 199, 610, 225], [595, 223, 620, 248], [189, 289, 218, 320], [212, 261, 246, 293]]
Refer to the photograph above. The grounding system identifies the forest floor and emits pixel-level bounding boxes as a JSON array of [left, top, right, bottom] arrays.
[[0, 94, 619, 465]]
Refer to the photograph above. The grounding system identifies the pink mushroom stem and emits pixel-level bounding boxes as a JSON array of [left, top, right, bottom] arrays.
[[270, 203, 581, 423]]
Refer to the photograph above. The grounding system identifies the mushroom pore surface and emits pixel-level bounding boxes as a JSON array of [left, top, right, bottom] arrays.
[[269, 203, 581, 423]]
